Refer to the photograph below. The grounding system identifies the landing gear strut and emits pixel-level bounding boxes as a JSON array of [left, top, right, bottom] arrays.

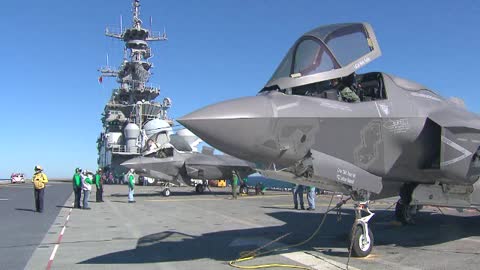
[[195, 183, 205, 194], [163, 182, 171, 197], [395, 183, 418, 224], [349, 201, 375, 257]]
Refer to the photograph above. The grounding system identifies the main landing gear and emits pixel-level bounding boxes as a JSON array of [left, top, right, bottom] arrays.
[[395, 183, 419, 225], [195, 179, 209, 194]]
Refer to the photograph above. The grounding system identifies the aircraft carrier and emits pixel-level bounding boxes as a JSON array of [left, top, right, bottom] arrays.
[[97, 0, 173, 182]]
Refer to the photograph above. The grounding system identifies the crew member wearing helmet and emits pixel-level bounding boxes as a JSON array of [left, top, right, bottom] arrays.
[[81, 170, 93, 209], [32, 165, 48, 213], [126, 169, 136, 203], [95, 168, 104, 202], [72, 168, 82, 208]]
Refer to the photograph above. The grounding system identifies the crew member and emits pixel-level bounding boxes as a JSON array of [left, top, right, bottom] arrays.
[[126, 169, 136, 203], [331, 78, 360, 103], [307, 186, 316, 210], [32, 165, 48, 213], [81, 171, 93, 209], [240, 176, 249, 195], [73, 168, 82, 208], [293, 184, 305, 210], [95, 168, 104, 202], [231, 170, 239, 200]]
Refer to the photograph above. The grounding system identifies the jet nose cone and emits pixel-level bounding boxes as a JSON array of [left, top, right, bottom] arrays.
[[178, 96, 274, 161], [178, 96, 273, 122]]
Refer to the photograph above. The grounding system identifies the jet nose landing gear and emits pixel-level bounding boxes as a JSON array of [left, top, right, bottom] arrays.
[[349, 201, 375, 257]]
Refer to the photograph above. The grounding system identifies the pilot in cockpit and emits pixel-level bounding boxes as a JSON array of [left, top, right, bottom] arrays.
[[330, 77, 360, 103]]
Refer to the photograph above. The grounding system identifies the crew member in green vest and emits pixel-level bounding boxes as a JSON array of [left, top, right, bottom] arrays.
[[95, 168, 104, 202], [126, 169, 136, 203], [231, 170, 239, 200], [72, 168, 82, 208]]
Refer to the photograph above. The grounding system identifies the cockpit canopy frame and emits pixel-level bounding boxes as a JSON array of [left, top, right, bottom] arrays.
[[265, 23, 381, 90]]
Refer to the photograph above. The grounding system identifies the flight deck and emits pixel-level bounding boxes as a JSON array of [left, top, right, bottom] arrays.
[[4, 183, 476, 270]]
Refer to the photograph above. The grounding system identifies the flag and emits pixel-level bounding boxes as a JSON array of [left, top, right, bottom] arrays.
[[98, 76, 103, 84]]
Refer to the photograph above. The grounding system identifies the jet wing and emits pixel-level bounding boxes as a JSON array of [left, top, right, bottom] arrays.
[[184, 153, 255, 179], [185, 153, 255, 169]]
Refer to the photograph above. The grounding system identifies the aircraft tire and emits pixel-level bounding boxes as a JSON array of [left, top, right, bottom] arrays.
[[350, 225, 373, 257], [163, 188, 171, 197], [395, 200, 415, 225], [239, 186, 248, 194]]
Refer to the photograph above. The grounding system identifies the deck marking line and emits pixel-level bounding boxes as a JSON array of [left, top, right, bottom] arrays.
[[46, 244, 59, 270], [46, 201, 73, 270], [282, 251, 361, 270]]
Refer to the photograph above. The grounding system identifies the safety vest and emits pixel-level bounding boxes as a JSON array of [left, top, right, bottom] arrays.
[[73, 173, 81, 188], [95, 174, 102, 189], [33, 172, 48, 190], [128, 173, 135, 188]]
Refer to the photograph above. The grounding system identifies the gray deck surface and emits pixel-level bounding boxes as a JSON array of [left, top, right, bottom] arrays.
[[0, 182, 71, 270], [6, 184, 478, 270]]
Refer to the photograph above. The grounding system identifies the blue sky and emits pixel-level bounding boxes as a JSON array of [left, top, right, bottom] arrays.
[[0, 0, 479, 178]]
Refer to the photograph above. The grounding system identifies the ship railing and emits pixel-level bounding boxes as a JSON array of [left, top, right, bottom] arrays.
[[105, 26, 123, 39], [119, 80, 160, 92], [105, 27, 166, 41], [109, 144, 141, 154]]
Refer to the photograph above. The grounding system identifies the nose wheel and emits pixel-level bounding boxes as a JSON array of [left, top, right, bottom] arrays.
[[349, 202, 375, 257]]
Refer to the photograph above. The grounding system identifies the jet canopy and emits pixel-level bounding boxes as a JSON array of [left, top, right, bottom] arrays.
[[265, 23, 381, 90]]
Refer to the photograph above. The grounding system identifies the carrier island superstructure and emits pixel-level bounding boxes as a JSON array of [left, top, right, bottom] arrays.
[[97, 0, 173, 180]]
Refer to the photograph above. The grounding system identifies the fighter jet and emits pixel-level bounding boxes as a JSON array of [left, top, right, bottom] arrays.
[[121, 133, 255, 197], [178, 22, 480, 257]]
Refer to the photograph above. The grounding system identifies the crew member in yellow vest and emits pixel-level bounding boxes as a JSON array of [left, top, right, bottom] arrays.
[[32, 165, 48, 213]]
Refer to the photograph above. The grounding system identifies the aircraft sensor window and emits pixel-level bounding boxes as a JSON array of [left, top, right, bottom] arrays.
[[293, 39, 337, 76]]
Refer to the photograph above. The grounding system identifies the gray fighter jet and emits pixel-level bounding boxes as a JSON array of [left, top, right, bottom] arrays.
[[178, 22, 480, 257], [121, 135, 255, 197]]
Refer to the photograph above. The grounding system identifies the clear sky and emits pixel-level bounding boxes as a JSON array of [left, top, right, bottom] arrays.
[[1, 0, 479, 178]]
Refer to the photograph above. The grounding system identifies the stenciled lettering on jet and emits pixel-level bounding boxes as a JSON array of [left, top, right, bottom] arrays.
[[354, 56, 371, 70], [336, 168, 356, 185], [384, 118, 409, 134]]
